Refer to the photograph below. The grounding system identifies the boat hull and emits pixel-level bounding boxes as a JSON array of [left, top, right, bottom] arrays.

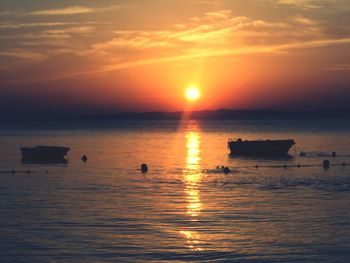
[[21, 146, 70, 162], [229, 139, 295, 156]]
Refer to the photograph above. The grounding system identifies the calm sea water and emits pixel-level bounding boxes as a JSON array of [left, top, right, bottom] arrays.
[[1, 119, 350, 262]]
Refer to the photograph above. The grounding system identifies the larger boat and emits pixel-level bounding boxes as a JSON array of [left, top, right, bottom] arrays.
[[228, 138, 295, 156], [21, 146, 70, 162]]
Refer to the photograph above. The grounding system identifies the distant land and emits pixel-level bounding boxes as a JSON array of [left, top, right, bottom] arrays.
[[95, 109, 350, 121], [3, 109, 350, 124]]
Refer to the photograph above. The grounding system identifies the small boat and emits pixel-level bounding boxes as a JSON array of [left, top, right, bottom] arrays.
[[228, 138, 295, 156], [21, 146, 70, 162]]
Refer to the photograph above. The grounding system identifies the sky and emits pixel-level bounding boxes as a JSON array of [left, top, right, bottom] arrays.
[[1, 0, 350, 119]]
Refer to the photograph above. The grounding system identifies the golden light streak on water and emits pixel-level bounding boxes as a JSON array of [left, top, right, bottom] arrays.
[[184, 131, 202, 218], [181, 129, 204, 251], [179, 230, 203, 251]]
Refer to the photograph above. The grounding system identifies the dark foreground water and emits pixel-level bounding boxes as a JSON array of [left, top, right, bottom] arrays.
[[1, 119, 350, 262]]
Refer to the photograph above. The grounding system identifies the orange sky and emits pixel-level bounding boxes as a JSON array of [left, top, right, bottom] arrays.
[[1, 0, 350, 117]]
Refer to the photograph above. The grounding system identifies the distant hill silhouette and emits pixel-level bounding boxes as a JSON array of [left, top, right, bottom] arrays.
[[2, 109, 350, 124], [100, 109, 350, 120]]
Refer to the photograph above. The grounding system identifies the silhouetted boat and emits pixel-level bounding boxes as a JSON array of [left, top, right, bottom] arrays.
[[21, 146, 70, 162], [228, 138, 295, 156]]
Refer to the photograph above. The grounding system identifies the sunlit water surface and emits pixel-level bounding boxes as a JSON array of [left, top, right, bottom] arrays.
[[1, 120, 350, 262]]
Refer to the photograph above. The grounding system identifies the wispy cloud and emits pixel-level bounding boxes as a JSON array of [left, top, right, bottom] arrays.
[[91, 8, 326, 55], [0, 4, 120, 17], [30, 6, 94, 16], [92, 9, 293, 52], [0, 22, 76, 29], [4, 36, 350, 85], [82, 37, 350, 74], [93, 35, 172, 50], [1, 6, 350, 85], [325, 64, 350, 71], [293, 15, 317, 26], [0, 50, 46, 61], [277, 0, 322, 9], [0, 10, 21, 16], [45, 26, 95, 35]]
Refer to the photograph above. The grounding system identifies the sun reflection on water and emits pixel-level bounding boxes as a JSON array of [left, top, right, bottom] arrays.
[[181, 127, 204, 251], [185, 131, 202, 218], [179, 230, 203, 251]]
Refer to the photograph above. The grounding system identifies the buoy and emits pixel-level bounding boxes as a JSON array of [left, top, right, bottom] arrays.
[[82, 155, 87, 162], [141, 163, 148, 173], [323, 160, 330, 169], [223, 167, 230, 174], [332, 152, 336, 157]]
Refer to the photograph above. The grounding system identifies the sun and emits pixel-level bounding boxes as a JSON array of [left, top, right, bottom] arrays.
[[185, 86, 201, 101]]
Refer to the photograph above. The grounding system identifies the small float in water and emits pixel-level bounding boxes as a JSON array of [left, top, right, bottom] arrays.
[[228, 138, 295, 156], [21, 146, 70, 163]]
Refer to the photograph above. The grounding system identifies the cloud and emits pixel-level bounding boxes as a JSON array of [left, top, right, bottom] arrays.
[[0, 50, 46, 61], [325, 64, 350, 71], [45, 26, 95, 35], [1, 7, 350, 84], [4, 36, 350, 85], [30, 6, 94, 16], [91, 7, 326, 55], [277, 0, 322, 9], [293, 15, 317, 26], [83, 37, 350, 73], [205, 9, 232, 19], [0, 10, 21, 16], [0, 4, 120, 17], [93, 35, 172, 50], [0, 22, 76, 29], [189, 0, 215, 4], [92, 10, 293, 52]]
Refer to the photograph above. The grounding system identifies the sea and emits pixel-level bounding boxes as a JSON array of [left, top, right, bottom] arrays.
[[1, 119, 350, 262]]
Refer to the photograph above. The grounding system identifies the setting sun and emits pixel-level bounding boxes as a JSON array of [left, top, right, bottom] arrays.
[[185, 86, 201, 101]]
